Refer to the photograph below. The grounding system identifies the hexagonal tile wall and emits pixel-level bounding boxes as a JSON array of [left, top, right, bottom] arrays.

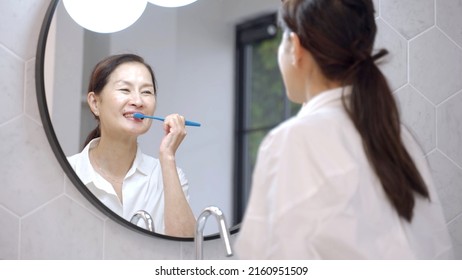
[[25, 59, 42, 124], [395, 85, 436, 154], [410, 28, 462, 105], [20, 195, 104, 259], [437, 91, 462, 167], [437, 0, 462, 49], [0, 117, 64, 216], [0, 206, 20, 259], [448, 213, 462, 259], [427, 151, 462, 222], [380, 0, 434, 39], [0, 0, 49, 60], [0, 46, 24, 124]]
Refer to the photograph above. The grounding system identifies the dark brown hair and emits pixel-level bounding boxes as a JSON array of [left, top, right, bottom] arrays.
[[279, 0, 429, 222], [83, 53, 157, 148]]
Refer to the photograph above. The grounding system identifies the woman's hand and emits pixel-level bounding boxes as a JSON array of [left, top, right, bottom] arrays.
[[158, 114, 195, 237], [159, 114, 187, 160]]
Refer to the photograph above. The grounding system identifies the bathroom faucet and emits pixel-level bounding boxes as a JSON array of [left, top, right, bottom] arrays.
[[130, 210, 154, 232], [195, 206, 233, 260]]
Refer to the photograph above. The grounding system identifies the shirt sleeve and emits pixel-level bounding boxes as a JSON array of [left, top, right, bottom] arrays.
[[177, 167, 190, 202]]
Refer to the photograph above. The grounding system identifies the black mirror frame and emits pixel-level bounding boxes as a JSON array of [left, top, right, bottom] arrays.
[[35, 0, 239, 242]]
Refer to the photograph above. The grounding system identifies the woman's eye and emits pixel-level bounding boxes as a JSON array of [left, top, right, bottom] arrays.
[[118, 88, 130, 93], [142, 90, 154, 95]]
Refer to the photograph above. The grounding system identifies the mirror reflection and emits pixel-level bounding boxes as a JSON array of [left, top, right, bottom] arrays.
[[44, 0, 280, 236], [67, 53, 196, 237]]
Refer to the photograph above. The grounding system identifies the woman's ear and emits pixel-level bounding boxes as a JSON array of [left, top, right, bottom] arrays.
[[289, 32, 303, 66], [87, 92, 99, 116]]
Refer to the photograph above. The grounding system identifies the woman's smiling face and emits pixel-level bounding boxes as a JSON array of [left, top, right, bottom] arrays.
[[89, 62, 156, 139]]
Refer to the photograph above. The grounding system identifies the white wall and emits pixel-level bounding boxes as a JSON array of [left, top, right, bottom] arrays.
[[51, 2, 84, 155]]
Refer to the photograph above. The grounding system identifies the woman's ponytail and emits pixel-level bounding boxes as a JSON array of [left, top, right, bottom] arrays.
[[345, 52, 429, 222], [83, 124, 101, 149]]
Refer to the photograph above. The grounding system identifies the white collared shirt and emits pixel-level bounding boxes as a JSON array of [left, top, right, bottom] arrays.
[[67, 138, 189, 234], [235, 87, 454, 259]]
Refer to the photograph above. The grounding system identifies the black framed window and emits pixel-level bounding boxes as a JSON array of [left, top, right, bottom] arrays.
[[234, 13, 300, 224]]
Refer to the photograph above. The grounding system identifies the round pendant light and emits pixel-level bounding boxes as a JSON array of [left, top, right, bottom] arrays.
[[63, 0, 147, 33], [147, 0, 199, 8]]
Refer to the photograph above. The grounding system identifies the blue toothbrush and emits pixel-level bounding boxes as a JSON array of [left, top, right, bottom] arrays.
[[133, 113, 201, 127]]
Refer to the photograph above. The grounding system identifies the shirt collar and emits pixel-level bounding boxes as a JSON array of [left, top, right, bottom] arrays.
[[298, 86, 352, 118], [77, 138, 151, 186], [75, 138, 99, 186], [127, 145, 151, 177]]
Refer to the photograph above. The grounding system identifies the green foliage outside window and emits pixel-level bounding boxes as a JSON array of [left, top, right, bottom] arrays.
[[245, 31, 300, 172]]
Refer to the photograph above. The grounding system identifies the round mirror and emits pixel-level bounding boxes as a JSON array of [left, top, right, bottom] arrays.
[[36, 0, 280, 240]]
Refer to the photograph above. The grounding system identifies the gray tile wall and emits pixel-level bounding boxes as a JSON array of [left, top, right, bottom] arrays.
[[1, 0, 461, 259]]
